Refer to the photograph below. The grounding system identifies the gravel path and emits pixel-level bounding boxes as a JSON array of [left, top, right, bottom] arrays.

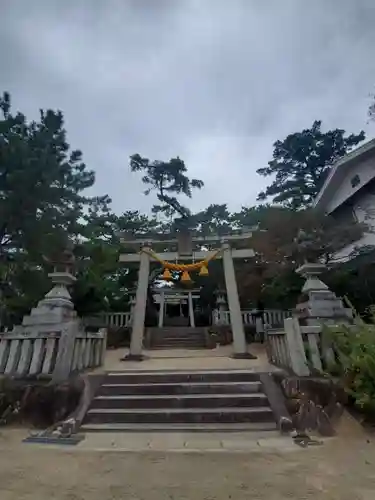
[[0, 416, 374, 500]]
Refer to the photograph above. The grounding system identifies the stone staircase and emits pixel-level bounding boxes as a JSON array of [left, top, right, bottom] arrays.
[[81, 370, 280, 433], [145, 327, 207, 349]]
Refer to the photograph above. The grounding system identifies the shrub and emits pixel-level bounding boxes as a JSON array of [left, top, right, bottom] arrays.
[[325, 316, 375, 414]]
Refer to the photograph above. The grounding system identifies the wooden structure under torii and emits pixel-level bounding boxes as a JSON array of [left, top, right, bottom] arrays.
[[119, 229, 256, 360]]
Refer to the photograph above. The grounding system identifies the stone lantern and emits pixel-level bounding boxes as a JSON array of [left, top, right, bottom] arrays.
[[216, 291, 227, 311], [49, 247, 76, 274], [19, 247, 78, 329], [295, 262, 352, 325], [43, 248, 77, 310]]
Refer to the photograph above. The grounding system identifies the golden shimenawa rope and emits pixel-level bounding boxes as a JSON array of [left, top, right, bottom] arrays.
[[142, 248, 221, 272]]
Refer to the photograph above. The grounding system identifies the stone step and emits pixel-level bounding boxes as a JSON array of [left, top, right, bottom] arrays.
[[99, 381, 262, 396], [150, 327, 205, 334], [104, 370, 261, 385], [80, 422, 279, 433], [151, 342, 206, 345], [151, 339, 206, 344], [148, 327, 207, 349], [81, 370, 283, 433], [91, 393, 268, 409], [150, 341, 207, 348], [151, 344, 207, 350], [154, 333, 205, 338], [151, 334, 202, 338], [85, 406, 274, 425], [152, 336, 205, 341], [151, 338, 206, 344]]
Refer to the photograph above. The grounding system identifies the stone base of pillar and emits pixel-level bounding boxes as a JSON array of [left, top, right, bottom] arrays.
[[121, 353, 148, 362], [231, 352, 257, 360]]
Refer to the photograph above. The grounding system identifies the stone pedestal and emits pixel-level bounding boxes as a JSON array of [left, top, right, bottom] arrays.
[[295, 263, 352, 325], [21, 272, 77, 330]]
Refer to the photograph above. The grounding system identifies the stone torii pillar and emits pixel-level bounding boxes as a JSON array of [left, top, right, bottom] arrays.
[[122, 246, 150, 361], [222, 243, 256, 359], [158, 290, 165, 328], [188, 291, 195, 327]]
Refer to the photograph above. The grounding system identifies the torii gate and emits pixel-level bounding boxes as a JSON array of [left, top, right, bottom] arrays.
[[119, 230, 256, 360]]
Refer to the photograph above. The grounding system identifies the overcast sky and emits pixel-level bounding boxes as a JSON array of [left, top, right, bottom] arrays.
[[1, 0, 375, 215]]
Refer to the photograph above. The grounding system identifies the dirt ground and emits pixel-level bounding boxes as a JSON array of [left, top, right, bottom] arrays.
[[0, 415, 375, 500]]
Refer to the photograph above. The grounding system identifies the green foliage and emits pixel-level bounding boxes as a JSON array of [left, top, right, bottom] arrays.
[[232, 204, 280, 229], [192, 204, 233, 235], [0, 91, 105, 318], [0, 92, 371, 320], [257, 120, 365, 209], [0, 91, 96, 256], [129, 153, 204, 220], [250, 206, 364, 266], [325, 319, 375, 413], [116, 210, 159, 236], [324, 259, 375, 318], [233, 206, 365, 309], [260, 269, 303, 309], [0, 260, 51, 326], [0, 92, 161, 319]]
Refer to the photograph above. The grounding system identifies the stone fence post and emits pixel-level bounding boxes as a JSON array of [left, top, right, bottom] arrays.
[[52, 321, 78, 383], [284, 317, 310, 376]]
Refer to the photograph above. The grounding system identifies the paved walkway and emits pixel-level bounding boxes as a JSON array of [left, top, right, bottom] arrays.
[[98, 344, 276, 373], [76, 430, 295, 452]]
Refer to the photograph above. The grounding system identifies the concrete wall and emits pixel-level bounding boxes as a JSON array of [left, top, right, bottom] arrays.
[[328, 179, 375, 260], [325, 154, 375, 214]]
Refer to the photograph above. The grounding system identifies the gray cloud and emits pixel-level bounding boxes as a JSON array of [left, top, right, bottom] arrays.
[[1, 0, 375, 215]]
